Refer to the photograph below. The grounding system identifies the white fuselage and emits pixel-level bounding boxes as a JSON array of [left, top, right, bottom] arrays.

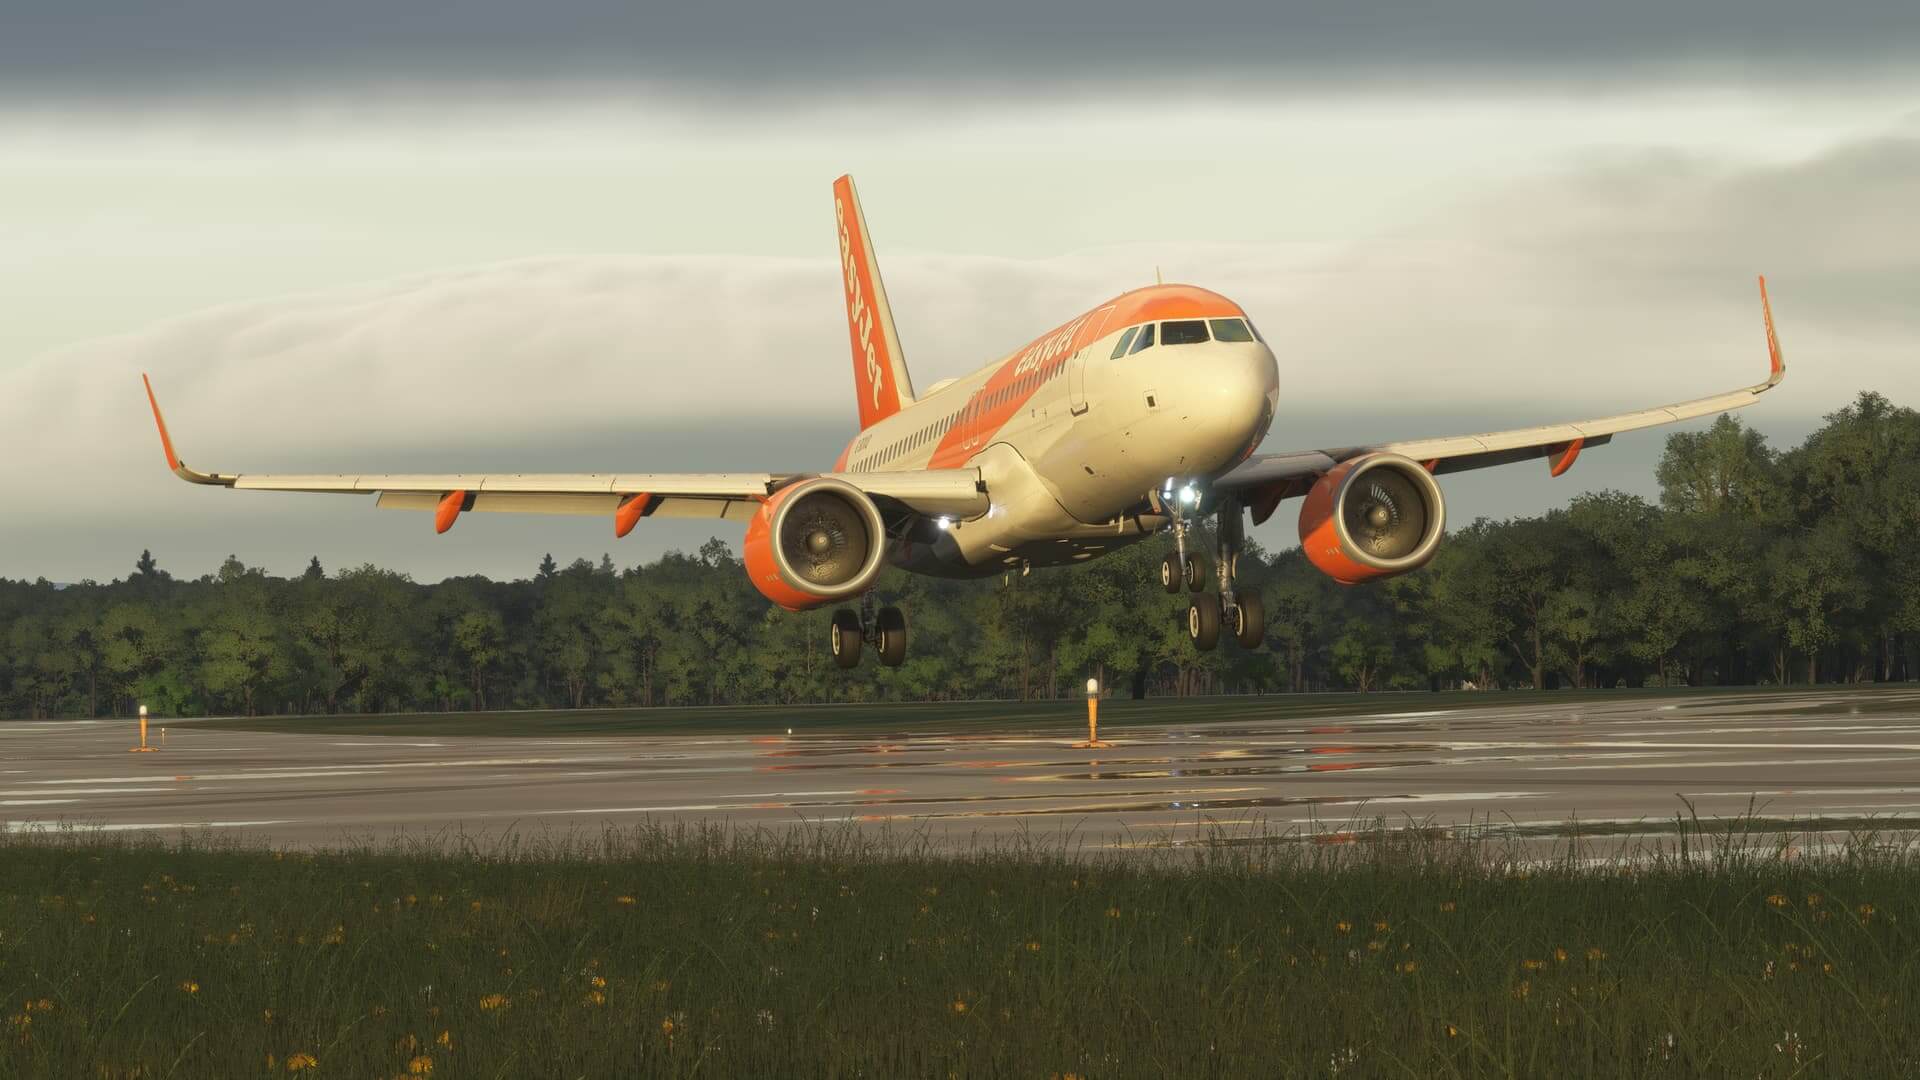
[[838, 291, 1280, 576]]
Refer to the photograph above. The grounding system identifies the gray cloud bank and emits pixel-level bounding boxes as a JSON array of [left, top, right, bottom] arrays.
[[6, 0, 1919, 100], [3, 123, 1913, 583]]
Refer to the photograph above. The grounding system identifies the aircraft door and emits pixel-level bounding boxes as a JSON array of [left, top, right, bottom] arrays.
[[1067, 305, 1112, 416]]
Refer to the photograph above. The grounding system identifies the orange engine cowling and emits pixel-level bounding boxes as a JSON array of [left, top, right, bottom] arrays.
[[1297, 453, 1446, 584], [742, 477, 889, 611]]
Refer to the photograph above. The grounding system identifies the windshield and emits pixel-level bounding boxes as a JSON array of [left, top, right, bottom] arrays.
[[1160, 320, 1209, 346]]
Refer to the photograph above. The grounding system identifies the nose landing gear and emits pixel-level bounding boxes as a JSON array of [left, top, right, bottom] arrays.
[[1163, 494, 1265, 652], [830, 591, 909, 669]]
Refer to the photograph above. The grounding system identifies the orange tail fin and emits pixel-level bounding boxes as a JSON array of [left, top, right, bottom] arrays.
[[832, 175, 914, 430]]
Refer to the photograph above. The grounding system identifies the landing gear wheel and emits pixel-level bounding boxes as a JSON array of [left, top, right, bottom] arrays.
[[830, 609, 863, 669], [1160, 553, 1183, 594], [1186, 597, 1221, 651], [875, 606, 908, 667], [1233, 591, 1265, 649], [1184, 554, 1208, 593]]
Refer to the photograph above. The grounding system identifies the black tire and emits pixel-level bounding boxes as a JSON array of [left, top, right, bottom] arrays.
[[1159, 553, 1183, 594], [1184, 554, 1208, 593], [830, 609, 863, 669], [1186, 597, 1221, 651], [1233, 591, 1265, 649], [875, 606, 908, 667]]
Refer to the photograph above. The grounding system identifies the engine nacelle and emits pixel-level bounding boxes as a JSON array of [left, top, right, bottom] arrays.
[[1298, 453, 1446, 584], [743, 477, 889, 611]]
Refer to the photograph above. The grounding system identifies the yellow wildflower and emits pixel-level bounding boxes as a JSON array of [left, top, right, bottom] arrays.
[[950, 999, 968, 1015], [660, 1017, 676, 1038], [1586, 947, 1607, 961], [178, 981, 199, 996], [478, 994, 509, 1012], [1806, 893, 1822, 907], [1334, 920, 1352, 934], [1859, 903, 1876, 921], [469, 901, 482, 913], [585, 991, 606, 1007], [1373, 919, 1390, 933], [407, 1055, 434, 1076], [616, 896, 636, 906], [590, 975, 607, 989], [285, 1053, 317, 1072], [435, 1030, 452, 1049], [1439, 901, 1456, 913], [1398, 960, 1418, 974], [262, 1008, 275, 1025], [651, 980, 671, 993], [1025, 940, 1042, 953], [1554, 948, 1568, 963], [1105, 907, 1121, 919], [1765, 893, 1789, 908], [1366, 940, 1385, 953], [1445, 1024, 1458, 1038], [1521, 959, 1546, 972], [23, 999, 53, 1014]]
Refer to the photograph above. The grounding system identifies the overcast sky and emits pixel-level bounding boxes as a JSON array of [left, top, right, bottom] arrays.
[[2, 2, 1915, 583]]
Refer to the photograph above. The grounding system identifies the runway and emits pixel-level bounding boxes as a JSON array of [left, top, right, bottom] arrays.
[[4, 688, 1920, 850]]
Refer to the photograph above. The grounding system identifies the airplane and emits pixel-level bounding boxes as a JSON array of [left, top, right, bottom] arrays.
[[142, 175, 1788, 670]]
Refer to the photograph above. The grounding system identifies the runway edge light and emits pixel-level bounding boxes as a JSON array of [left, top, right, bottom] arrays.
[[1076, 677, 1112, 749]]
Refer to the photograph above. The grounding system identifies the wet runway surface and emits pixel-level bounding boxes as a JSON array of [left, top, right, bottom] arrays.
[[5, 689, 1920, 849]]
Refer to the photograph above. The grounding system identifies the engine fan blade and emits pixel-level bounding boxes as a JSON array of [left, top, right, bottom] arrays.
[[1343, 467, 1428, 559]]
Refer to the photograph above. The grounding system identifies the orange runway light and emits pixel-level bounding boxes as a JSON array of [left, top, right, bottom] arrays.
[[129, 705, 158, 753], [1074, 677, 1113, 749]]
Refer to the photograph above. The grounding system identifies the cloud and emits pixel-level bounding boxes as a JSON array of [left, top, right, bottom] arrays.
[[6, 0, 1920, 102], [3, 124, 1913, 582]]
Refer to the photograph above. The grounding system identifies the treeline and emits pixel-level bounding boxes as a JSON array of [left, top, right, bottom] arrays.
[[3, 392, 1916, 717]]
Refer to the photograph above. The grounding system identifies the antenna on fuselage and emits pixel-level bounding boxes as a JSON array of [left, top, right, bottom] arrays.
[[1155, 266, 1163, 285]]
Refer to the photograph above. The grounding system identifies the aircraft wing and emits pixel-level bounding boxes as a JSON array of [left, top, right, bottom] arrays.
[[141, 377, 987, 535], [1213, 276, 1788, 524]]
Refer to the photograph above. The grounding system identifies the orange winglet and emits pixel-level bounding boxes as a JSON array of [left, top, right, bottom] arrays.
[[1758, 274, 1785, 381], [435, 491, 467, 535], [614, 493, 655, 538], [141, 374, 182, 472], [1548, 438, 1584, 478]]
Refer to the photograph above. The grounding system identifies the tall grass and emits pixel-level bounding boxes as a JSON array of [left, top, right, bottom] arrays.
[[2, 815, 1914, 1078]]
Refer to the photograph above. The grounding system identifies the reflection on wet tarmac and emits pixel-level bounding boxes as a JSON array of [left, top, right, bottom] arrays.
[[3, 689, 1919, 849]]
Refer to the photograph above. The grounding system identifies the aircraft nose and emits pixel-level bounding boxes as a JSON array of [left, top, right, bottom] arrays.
[[1185, 345, 1278, 468]]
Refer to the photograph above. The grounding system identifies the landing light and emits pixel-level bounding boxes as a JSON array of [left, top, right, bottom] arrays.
[[936, 516, 952, 531], [1178, 485, 1197, 506]]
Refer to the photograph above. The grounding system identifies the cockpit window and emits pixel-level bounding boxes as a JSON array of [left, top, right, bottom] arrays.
[[1209, 318, 1254, 343], [1110, 326, 1139, 359], [1128, 323, 1156, 354], [1160, 319, 1209, 346], [1245, 318, 1267, 344]]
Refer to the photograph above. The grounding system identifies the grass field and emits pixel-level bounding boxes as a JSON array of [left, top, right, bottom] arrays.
[[2, 817, 1915, 1078], [163, 685, 1861, 739]]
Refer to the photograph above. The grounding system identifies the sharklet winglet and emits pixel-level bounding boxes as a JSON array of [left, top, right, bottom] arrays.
[[140, 374, 234, 486]]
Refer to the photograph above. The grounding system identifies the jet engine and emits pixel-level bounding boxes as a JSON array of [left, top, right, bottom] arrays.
[[1297, 453, 1446, 584], [743, 477, 889, 610]]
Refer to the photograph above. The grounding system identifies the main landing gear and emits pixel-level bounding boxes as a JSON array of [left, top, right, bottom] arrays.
[[830, 591, 908, 669], [1162, 494, 1264, 652]]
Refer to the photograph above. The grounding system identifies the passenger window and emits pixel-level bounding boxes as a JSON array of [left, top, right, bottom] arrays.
[[1161, 320, 1209, 346], [1110, 326, 1139, 359], [1128, 324, 1156, 354], [1209, 318, 1254, 343]]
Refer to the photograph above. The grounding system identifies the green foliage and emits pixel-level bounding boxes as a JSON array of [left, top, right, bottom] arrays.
[[3, 821, 1918, 1077], [0, 394, 1915, 717]]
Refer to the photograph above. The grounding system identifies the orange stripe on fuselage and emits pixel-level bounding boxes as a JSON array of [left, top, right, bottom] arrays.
[[837, 284, 1246, 472]]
